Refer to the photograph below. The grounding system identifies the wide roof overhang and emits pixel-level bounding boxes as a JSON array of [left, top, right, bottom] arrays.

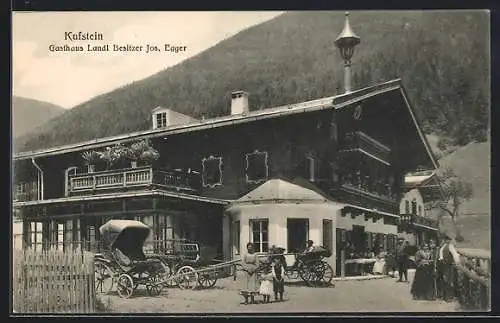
[[13, 79, 438, 170]]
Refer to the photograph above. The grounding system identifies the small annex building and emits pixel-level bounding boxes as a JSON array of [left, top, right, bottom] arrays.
[[223, 178, 340, 270]]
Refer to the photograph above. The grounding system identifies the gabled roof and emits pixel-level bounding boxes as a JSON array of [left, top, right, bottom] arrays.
[[13, 78, 438, 169], [232, 179, 329, 204], [404, 171, 437, 187], [404, 170, 445, 201], [152, 106, 169, 113]]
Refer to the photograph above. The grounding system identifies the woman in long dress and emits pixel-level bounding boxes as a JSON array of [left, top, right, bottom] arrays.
[[372, 246, 387, 275], [241, 242, 260, 303], [411, 243, 434, 300]]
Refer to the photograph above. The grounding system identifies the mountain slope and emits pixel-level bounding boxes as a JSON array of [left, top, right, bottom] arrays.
[[438, 141, 491, 250], [12, 96, 65, 139], [17, 11, 489, 153]]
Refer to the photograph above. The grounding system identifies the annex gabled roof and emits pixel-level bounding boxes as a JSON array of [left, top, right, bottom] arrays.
[[232, 179, 329, 204], [13, 78, 439, 170], [404, 171, 437, 187]]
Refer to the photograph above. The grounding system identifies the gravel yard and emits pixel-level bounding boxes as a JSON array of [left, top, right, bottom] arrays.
[[101, 271, 458, 314]]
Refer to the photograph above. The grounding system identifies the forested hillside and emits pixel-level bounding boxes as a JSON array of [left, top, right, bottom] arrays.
[[15, 11, 490, 153]]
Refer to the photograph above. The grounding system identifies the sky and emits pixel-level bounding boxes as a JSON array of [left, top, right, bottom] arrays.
[[12, 11, 284, 108]]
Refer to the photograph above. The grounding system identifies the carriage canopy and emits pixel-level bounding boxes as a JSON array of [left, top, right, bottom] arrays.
[[99, 220, 151, 255]]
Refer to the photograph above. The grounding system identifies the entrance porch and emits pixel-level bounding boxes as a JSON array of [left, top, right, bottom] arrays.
[[16, 191, 228, 258]]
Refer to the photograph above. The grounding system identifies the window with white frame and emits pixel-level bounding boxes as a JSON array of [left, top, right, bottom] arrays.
[[418, 205, 422, 217], [202, 155, 223, 187], [29, 222, 43, 251], [250, 219, 268, 253], [16, 183, 27, 195], [405, 200, 410, 214], [155, 112, 168, 129], [245, 150, 268, 183]]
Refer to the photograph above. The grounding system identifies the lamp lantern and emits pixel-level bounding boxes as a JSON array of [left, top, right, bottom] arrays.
[[335, 12, 361, 93]]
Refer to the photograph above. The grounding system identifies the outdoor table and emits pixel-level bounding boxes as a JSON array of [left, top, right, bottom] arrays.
[[345, 258, 377, 276]]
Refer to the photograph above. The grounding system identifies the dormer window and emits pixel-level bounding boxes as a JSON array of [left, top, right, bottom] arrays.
[[152, 106, 170, 129], [155, 112, 168, 129], [245, 150, 268, 184], [202, 155, 223, 188]]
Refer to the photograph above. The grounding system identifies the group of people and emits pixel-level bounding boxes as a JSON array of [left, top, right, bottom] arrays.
[[240, 242, 286, 304], [239, 240, 318, 304], [410, 236, 460, 301]]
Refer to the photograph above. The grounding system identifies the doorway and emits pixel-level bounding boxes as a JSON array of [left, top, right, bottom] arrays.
[[287, 219, 309, 253]]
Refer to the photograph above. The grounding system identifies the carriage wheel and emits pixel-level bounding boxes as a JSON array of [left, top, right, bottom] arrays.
[[198, 270, 217, 288], [306, 261, 334, 287], [297, 263, 313, 285], [116, 274, 134, 298], [298, 261, 321, 287], [146, 274, 164, 296], [320, 262, 334, 285], [94, 262, 114, 295], [175, 266, 198, 290]]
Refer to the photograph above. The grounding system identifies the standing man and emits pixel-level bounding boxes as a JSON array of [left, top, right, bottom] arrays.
[[395, 238, 409, 283], [438, 234, 460, 302], [429, 238, 440, 300]]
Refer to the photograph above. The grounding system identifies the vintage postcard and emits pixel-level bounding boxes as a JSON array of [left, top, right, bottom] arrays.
[[11, 10, 491, 314]]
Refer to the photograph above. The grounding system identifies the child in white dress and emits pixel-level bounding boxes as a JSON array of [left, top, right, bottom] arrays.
[[259, 265, 274, 303]]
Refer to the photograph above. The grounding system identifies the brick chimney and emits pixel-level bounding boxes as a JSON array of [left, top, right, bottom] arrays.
[[231, 91, 249, 115]]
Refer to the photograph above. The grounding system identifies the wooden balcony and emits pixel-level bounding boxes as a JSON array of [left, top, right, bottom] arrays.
[[341, 183, 397, 205], [325, 181, 398, 214], [411, 214, 439, 229], [400, 213, 439, 230], [340, 131, 391, 165], [68, 166, 201, 196]]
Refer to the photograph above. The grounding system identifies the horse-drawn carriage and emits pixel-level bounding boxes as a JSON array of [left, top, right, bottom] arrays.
[[93, 220, 232, 297], [93, 220, 166, 298], [145, 239, 222, 290], [267, 245, 334, 287]]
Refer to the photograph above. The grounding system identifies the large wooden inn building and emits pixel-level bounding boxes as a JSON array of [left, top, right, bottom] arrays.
[[12, 13, 441, 275]]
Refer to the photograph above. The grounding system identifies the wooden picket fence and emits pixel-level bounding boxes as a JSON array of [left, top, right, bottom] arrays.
[[13, 249, 96, 313]]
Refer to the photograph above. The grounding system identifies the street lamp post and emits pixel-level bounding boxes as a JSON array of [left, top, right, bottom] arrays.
[[335, 12, 361, 93]]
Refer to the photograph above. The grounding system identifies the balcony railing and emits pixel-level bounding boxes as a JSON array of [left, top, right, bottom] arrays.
[[68, 166, 201, 196], [340, 131, 391, 164], [13, 181, 39, 202], [340, 183, 397, 205], [400, 213, 439, 229]]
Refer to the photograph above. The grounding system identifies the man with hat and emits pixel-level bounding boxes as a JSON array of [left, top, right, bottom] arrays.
[[395, 237, 409, 282]]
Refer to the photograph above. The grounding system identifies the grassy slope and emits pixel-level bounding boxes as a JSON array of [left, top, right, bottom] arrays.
[[438, 141, 491, 250]]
